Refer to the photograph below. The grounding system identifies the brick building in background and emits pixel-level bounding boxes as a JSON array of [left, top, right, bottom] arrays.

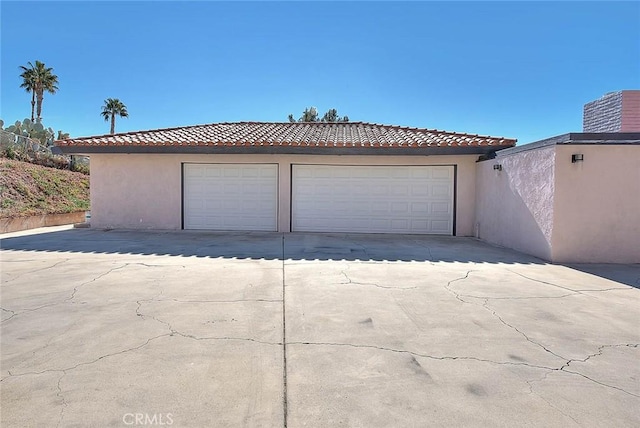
[[583, 90, 640, 132]]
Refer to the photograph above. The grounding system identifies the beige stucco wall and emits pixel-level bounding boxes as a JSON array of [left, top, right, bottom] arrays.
[[552, 145, 640, 263], [89, 153, 479, 235], [90, 155, 182, 229], [475, 147, 556, 261], [476, 144, 640, 263]]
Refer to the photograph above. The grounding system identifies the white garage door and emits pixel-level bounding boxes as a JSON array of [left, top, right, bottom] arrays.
[[183, 164, 278, 231], [292, 165, 454, 234]]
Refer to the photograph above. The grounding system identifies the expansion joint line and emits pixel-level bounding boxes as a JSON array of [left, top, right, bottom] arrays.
[[281, 234, 288, 428]]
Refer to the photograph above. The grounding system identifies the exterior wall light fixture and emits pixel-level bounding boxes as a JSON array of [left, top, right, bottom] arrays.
[[493, 164, 502, 171], [571, 154, 584, 163]]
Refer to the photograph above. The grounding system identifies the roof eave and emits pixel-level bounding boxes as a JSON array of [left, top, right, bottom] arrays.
[[55, 145, 514, 156]]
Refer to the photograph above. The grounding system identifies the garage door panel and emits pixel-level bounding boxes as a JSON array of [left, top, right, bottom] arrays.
[[184, 164, 277, 231], [433, 202, 452, 215], [409, 168, 432, 180], [204, 169, 221, 178], [411, 202, 429, 214], [391, 219, 409, 230], [292, 165, 454, 235], [431, 167, 452, 179], [432, 184, 452, 198], [431, 220, 451, 234], [391, 202, 409, 214], [393, 185, 409, 196], [412, 219, 428, 230], [411, 185, 430, 196]]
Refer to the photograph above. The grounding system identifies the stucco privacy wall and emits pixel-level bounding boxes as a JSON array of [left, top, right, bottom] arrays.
[[90, 153, 478, 235], [474, 146, 555, 261], [552, 145, 640, 263]]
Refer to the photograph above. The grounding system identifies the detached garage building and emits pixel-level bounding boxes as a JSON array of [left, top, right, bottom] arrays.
[[56, 122, 515, 235]]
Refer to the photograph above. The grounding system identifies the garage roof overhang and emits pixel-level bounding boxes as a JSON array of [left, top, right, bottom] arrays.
[[54, 121, 517, 156], [55, 145, 508, 156]]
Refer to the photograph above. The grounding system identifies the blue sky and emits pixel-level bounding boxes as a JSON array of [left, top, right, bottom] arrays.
[[1, 1, 638, 144]]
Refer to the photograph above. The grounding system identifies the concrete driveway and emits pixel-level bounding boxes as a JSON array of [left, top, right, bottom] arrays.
[[1, 227, 638, 427]]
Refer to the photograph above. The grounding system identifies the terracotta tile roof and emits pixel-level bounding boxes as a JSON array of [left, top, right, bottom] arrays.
[[55, 121, 516, 149]]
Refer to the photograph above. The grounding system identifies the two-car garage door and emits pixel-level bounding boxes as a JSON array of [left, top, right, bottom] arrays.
[[292, 165, 454, 234], [183, 164, 454, 235]]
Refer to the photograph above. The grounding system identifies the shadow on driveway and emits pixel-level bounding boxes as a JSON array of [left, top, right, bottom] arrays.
[[0, 228, 547, 265], [567, 264, 640, 289]]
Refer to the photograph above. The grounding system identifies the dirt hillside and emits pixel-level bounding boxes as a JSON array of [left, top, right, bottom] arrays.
[[0, 157, 90, 218]]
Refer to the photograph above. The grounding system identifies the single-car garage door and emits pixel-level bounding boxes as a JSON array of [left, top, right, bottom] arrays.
[[183, 163, 278, 231], [292, 165, 454, 234]]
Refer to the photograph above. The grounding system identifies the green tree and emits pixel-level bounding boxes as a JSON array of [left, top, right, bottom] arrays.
[[101, 98, 129, 134], [322, 108, 349, 123], [20, 61, 59, 122], [289, 106, 318, 122], [19, 67, 36, 121], [288, 106, 349, 123]]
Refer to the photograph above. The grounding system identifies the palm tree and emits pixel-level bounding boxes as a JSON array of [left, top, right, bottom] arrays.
[[101, 98, 129, 134], [19, 66, 36, 121], [20, 61, 59, 122]]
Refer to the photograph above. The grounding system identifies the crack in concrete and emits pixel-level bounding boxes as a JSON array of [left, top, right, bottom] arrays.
[[1, 259, 70, 284], [55, 372, 68, 428], [445, 271, 567, 360], [457, 287, 637, 301], [65, 264, 133, 303], [525, 375, 581, 426], [0, 306, 17, 322], [128, 263, 183, 268], [410, 240, 437, 265], [291, 340, 640, 398], [481, 299, 567, 360], [446, 270, 583, 301], [351, 241, 372, 260], [561, 368, 640, 398], [2, 262, 178, 323], [2, 314, 281, 386], [3, 263, 145, 323], [562, 343, 639, 370], [524, 344, 640, 398], [168, 298, 283, 303], [460, 293, 576, 301], [136, 293, 174, 332], [559, 343, 640, 398], [2, 333, 172, 381], [444, 270, 476, 304], [287, 340, 555, 370], [445, 271, 640, 396], [507, 269, 585, 294], [135, 296, 282, 347], [172, 331, 282, 346], [0, 301, 64, 324], [340, 270, 417, 290], [527, 343, 640, 399]]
